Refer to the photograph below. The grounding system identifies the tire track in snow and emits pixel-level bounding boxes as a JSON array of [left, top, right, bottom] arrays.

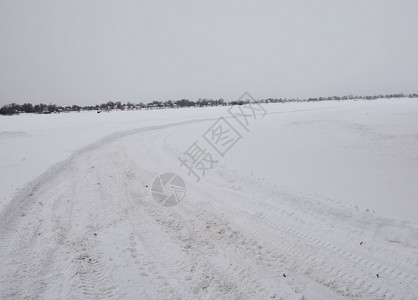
[[1, 115, 417, 299], [148, 120, 418, 299], [86, 129, 308, 299], [103, 143, 280, 299], [0, 118, 217, 298], [63, 152, 118, 299], [193, 173, 418, 299]]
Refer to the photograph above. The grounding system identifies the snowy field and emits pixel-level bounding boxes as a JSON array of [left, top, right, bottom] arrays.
[[1, 99, 418, 299]]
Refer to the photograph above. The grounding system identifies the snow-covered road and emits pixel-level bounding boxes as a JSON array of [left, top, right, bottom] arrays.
[[1, 100, 418, 299]]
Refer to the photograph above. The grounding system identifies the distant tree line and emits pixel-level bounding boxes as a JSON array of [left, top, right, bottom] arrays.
[[262, 93, 417, 103], [1, 93, 417, 116], [0, 98, 226, 115]]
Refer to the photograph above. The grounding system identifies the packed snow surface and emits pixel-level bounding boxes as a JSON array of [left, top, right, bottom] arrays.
[[1, 99, 417, 299]]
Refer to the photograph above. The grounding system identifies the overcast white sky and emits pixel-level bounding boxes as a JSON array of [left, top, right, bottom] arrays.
[[0, 0, 417, 106]]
